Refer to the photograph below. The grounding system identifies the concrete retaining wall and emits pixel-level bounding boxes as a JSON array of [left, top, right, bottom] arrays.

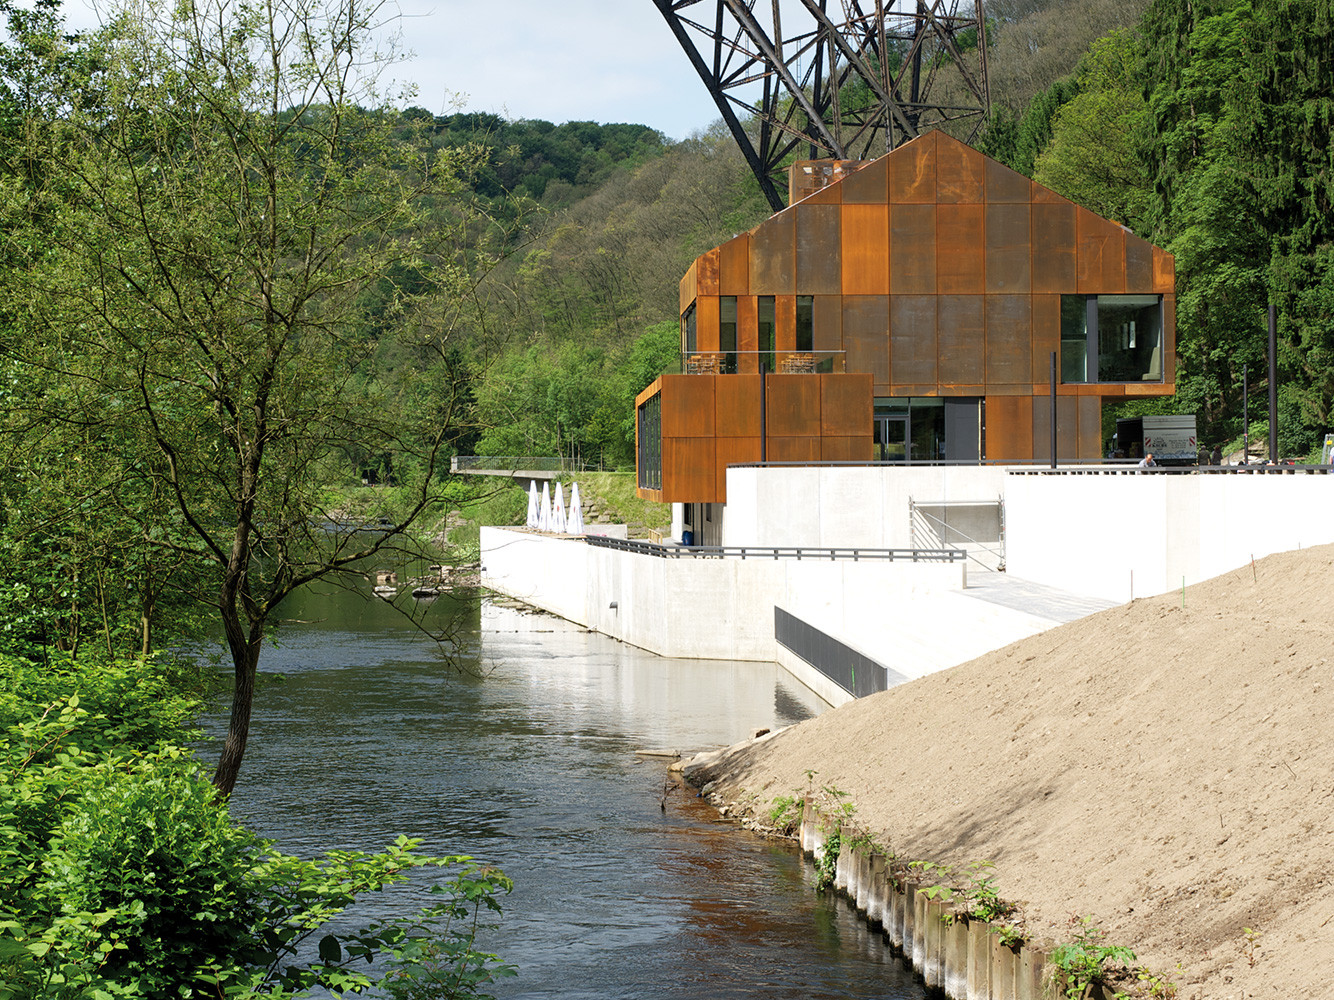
[[801, 803, 1054, 1000], [481, 527, 965, 671], [721, 464, 1334, 604], [723, 466, 1010, 552], [1005, 471, 1334, 601]]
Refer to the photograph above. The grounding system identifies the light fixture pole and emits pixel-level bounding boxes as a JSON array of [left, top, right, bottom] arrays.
[[1242, 364, 1249, 465]]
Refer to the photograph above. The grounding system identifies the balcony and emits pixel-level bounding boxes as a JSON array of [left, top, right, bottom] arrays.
[[682, 350, 846, 375]]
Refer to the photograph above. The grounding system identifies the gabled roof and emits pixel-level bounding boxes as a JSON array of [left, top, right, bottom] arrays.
[[681, 129, 1173, 309]]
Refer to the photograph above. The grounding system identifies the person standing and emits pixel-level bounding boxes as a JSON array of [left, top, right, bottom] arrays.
[[1210, 444, 1222, 465], [1138, 452, 1157, 470]]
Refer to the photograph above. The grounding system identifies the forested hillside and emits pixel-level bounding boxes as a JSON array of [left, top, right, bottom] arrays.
[[980, 0, 1334, 455]]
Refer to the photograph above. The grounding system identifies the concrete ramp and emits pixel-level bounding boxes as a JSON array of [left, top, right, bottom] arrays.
[[960, 572, 1117, 622]]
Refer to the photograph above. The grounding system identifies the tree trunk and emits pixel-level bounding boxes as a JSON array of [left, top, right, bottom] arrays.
[[211, 608, 264, 796]]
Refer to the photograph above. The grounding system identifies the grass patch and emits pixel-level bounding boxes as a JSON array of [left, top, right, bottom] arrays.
[[576, 472, 670, 530]]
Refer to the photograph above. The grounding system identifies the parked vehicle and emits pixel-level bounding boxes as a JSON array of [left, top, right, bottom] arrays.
[[1115, 415, 1198, 466]]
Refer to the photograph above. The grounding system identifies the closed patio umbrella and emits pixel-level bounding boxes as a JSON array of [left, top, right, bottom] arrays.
[[525, 480, 538, 528], [539, 482, 551, 532], [552, 482, 567, 533], [568, 482, 584, 534]]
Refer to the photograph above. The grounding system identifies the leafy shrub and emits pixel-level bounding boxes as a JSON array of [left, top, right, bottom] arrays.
[[0, 651, 516, 1000], [37, 755, 269, 996], [1049, 916, 1137, 999]]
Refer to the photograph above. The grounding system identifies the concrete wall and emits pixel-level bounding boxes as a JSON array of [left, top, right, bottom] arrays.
[[481, 527, 965, 668], [721, 464, 1334, 602], [723, 465, 1009, 551], [795, 803, 1053, 1000], [1005, 471, 1334, 601]]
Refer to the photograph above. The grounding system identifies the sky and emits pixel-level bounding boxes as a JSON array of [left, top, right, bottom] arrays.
[[61, 0, 734, 141]]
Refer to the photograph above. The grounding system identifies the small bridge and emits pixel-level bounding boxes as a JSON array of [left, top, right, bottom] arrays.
[[450, 456, 592, 481]]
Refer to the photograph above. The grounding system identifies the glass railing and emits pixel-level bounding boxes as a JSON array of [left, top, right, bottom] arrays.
[[681, 350, 846, 374]]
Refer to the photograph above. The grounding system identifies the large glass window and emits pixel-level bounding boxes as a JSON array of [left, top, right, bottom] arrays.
[[682, 303, 696, 355], [1097, 295, 1162, 382], [796, 295, 814, 353], [636, 392, 662, 491], [1060, 296, 1090, 382], [758, 296, 776, 373], [1060, 295, 1163, 383], [720, 296, 737, 373]]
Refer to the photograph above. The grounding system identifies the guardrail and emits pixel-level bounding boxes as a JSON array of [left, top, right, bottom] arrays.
[[775, 607, 894, 697], [1010, 463, 1334, 475], [451, 456, 594, 473], [728, 459, 1334, 473], [681, 349, 847, 374], [584, 535, 964, 562]]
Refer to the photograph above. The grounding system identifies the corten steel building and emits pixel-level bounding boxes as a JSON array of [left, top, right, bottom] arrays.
[[635, 130, 1176, 534]]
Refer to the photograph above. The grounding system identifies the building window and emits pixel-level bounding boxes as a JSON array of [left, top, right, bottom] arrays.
[[758, 296, 775, 373], [1060, 296, 1090, 382], [636, 391, 662, 491], [1061, 295, 1163, 383], [796, 295, 814, 353], [682, 302, 696, 355], [720, 296, 737, 373]]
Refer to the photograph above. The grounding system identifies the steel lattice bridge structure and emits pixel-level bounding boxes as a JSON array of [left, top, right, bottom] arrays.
[[652, 0, 990, 211]]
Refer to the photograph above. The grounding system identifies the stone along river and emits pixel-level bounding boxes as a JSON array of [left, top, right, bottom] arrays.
[[209, 581, 927, 999]]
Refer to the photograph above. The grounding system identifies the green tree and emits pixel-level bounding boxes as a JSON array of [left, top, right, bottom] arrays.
[[0, 0, 507, 794], [1033, 31, 1150, 226], [1140, 0, 1332, 451]]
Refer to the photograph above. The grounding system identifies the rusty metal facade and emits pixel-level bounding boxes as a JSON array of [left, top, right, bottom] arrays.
[[652, 0, 991, 211]]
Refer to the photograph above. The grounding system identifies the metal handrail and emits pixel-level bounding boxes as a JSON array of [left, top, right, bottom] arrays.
[[728, 460, 1334, 473], [681, 349, 847, 374], [451, 456, 594, 473], [909, 504, 1005, 572], [1010, 463, 1334, 476], [584, 535, 964, 562]]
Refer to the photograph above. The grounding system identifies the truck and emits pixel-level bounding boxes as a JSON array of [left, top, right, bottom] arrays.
[[1114, 414, 1198, 465]]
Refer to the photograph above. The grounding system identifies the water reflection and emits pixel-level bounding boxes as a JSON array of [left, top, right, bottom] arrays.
[[207, 584, 924, 999]]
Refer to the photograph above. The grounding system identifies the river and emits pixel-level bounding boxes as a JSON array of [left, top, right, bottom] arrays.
[[210, 580, 926, 999]]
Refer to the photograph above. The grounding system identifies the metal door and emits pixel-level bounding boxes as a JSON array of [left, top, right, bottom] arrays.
[[875, 415, 909, 463]]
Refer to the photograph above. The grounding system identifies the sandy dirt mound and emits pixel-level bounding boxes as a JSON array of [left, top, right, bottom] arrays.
[[690, 544, 1334, 999]]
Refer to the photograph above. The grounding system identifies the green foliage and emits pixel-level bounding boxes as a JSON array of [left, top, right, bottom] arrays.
[[377, 872, 518, 1000], [1048, 916, 1137, 999], [1033, 31, 1150, 226], [991, 922, 1024, 948], [951, 860, 1017, 924], [986, 0, 1334, 453], [575, 473, 671, 531], [472, 321, 681, 470], [0, 650, 515, 1000], [36, 756, 270, 996], [415, 113, 667, 206], [767, 793, 803, 834], [978, 75, 1080, 177], [813, 831, 841, 893], [1140, 0, 1334, 452], [0, 0, 534, 793]]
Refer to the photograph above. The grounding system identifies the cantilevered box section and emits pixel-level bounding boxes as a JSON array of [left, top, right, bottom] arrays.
[[635, 372, 873, 504], [637, 130, 1176, 504]]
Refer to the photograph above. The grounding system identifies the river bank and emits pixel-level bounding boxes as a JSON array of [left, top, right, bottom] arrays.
[[681, 543, 1334, 1000]]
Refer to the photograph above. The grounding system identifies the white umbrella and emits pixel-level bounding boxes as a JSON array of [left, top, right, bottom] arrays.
[[568, 482, 584, 534], [525, 480, 538, 528], [539, 482, 551, 532], [552, 482, 567, 533]]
